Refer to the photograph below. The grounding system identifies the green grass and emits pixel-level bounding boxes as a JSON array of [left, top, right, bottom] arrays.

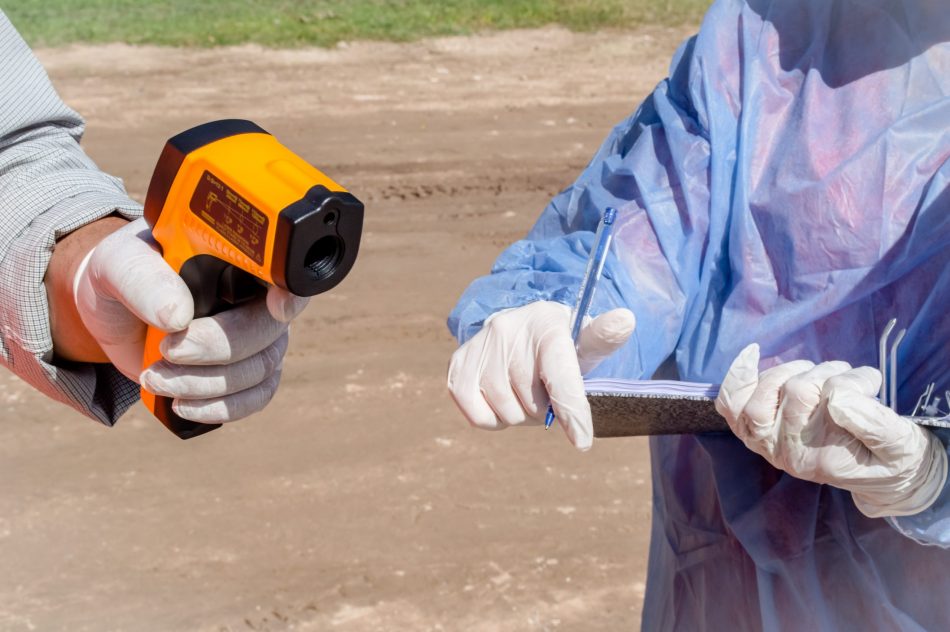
[[3, 0, 709, 48]]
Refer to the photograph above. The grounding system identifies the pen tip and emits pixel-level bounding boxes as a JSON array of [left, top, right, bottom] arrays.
[[544, 405, 556, 429]]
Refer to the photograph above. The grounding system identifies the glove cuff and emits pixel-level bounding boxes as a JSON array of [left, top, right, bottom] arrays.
[[854, 431, 949, 518], [71, 247, 96, 312]]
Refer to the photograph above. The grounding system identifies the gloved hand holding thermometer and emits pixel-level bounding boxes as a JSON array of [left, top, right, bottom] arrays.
[[73, 216, 303, 424], [71, 120, 363, 439]]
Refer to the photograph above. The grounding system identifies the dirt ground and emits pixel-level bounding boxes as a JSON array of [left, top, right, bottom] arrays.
[[1, 26, 691, 631]]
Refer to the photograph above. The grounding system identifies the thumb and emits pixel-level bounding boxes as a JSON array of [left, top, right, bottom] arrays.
[[576, 308, 636, 375], [715, 343, 761, 427], [80, 219, 194, 335]]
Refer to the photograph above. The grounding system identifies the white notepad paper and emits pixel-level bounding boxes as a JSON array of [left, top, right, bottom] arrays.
[[585, 378, 720, 399]]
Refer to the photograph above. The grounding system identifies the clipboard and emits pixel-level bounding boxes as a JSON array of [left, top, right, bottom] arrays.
[[586, 379, 729, 437]]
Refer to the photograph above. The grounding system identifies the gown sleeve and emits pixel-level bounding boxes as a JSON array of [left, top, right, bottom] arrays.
[[448, 34, 718, 380]]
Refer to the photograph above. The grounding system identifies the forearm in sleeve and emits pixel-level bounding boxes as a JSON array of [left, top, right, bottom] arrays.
[[447, 39, 715, 380], [0, 11, 143, 425]]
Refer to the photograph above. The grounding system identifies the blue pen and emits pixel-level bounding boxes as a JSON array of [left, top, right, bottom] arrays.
[[545, 207, 618, 429]]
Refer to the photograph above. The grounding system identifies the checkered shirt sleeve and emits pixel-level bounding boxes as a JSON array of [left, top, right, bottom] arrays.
[[0, 12, 144, 425]]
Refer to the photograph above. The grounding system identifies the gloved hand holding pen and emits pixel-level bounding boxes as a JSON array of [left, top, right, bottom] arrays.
[[446, 301, 636, 451], [716, 344, 948, 518]]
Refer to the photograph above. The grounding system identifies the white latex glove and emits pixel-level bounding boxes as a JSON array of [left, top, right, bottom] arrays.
[[716, 343, 948, 518], [447, 301, 636, 450], [74, 218, 309, 423]]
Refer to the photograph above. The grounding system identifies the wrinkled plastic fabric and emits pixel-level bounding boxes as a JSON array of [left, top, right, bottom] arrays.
[[448, 1, 950, 629]]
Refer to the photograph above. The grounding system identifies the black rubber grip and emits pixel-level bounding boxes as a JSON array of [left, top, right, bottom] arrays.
[[153, 395, 221, 440], [154, 255, 266, 440]]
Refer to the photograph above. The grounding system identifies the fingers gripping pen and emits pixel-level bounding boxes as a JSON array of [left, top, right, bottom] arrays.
[[544, 207, 618, 429]]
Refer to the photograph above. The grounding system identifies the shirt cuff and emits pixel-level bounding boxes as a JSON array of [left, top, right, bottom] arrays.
[[0, 185, 143, 426]]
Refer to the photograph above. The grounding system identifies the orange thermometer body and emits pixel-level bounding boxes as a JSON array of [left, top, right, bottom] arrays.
[[142, 120, 363, 439]]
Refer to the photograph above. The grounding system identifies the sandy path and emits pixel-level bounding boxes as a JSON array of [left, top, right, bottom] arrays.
[[1, 26, 691, 631]]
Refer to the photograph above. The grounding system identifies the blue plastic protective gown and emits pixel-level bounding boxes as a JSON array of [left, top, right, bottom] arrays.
[[448, 1, 950, 629]]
